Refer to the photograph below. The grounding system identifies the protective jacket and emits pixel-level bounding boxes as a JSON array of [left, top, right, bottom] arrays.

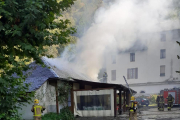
[[156, 96, 160, 103], [103, 72, 107, 77], [129, 101, 138, 112], [31, 105, 45, 117], [167, 95, 174, 102], [127, 101, 138, 120], [159, 96, 164, 103]]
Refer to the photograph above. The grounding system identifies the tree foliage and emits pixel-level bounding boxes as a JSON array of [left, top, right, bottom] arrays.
[[57, 82, 72, 107], [63, 0, 102, 37], [0, 0, 75, 119], [47, 0, 103, 59]]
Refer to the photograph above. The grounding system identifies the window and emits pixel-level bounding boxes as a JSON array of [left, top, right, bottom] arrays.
[[76, 95, 111, 110], [111, 70, 116, 81], [111, 55, 116, 64], [161, 33, 166, 41], [172, 30, 180, 39], [68, 92, 71, 106], [127, 68, 138, 79], [160, 65, 165, 77], [160, 49, 166, 59], [130, 53, 135, 62]]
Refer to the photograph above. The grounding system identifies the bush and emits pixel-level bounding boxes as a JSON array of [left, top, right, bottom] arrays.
[[42, 113, 61, 120], [148, 94, 157, 104], [59, 107, 74, 120], [42, 107, 74, 120]]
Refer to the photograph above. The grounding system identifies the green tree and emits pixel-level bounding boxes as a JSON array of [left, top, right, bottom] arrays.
[[0, 0, 75, 119]]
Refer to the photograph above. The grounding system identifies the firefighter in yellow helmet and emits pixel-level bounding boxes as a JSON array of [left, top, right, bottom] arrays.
[[31, 99, 46, 120], [126, 96, 138, 120]]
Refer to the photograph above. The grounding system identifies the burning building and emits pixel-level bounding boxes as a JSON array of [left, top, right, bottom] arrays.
[[18, 58, 136, 119], [105, 22, 180, 94]]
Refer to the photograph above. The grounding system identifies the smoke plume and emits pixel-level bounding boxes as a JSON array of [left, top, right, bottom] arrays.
[[47, 0, 178, 81]]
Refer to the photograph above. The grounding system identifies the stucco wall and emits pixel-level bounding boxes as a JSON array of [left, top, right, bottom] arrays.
[[18, 81, 59, 120], [106, 30, 180, 93]]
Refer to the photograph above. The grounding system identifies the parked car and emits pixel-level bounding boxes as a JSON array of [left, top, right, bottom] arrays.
[[136, 98, 149, 106]]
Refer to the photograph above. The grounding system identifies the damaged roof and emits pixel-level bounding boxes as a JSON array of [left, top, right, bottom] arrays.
[[24, 61, 57, 92], [25, 58, 92, 92], [25, 58, 136, 93]]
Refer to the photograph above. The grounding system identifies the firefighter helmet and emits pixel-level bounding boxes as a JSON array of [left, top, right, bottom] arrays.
[[131, 96, 135, 101], [34, 99, 39, 104]]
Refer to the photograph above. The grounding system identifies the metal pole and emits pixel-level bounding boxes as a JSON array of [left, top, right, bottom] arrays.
[[123, 76, 132, 95]]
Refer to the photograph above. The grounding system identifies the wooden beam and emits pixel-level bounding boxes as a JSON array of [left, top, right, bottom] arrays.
[[119, 90, 122, 115], [114, 89, 117, 117], [126, 91, 130, 105], [71, 83, 74, 114], [55, 80, 59, 114], [123, 91, 126, 112], [73, 87, 114, 91]]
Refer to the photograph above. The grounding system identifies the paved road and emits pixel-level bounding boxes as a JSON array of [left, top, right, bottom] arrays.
[[118, 106, 180, 120]]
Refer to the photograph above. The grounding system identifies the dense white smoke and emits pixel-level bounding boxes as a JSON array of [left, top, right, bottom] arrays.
[[47, 0, 178, 81]]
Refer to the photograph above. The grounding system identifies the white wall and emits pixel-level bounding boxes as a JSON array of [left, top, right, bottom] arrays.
[[18, 102, 34, 120], [18, 81, 58, 120], [106, 29, 180, 93]]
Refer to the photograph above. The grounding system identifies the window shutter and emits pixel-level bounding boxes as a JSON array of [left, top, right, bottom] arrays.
[[133, 53, 135, 61], [132, 68, 135, 79], [160, 65, 165, 76], [135, 68, 138, 79], [127, 69, 129, 79]]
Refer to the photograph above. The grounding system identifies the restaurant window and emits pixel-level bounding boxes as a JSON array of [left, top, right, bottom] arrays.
[[76, 95, 111, 110]]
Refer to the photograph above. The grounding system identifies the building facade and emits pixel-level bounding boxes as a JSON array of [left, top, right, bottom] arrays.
[[106, 29, 180, 94]]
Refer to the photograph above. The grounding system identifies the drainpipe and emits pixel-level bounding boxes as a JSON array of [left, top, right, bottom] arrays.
[[55, 80, 59, 114]]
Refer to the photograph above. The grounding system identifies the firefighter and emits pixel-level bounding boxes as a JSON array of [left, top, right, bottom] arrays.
[[156, 95, 160, 110], [159, 95, 164, 111], [166, 94, 174, 111], [103, 72, 108, 83], [31, 99, 46, 120], [126, 96, 138, 120]]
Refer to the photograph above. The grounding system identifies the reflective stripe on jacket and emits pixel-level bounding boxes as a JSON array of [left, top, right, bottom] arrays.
[[33, 105, 42, 117], [129, 101, 137, 112]]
